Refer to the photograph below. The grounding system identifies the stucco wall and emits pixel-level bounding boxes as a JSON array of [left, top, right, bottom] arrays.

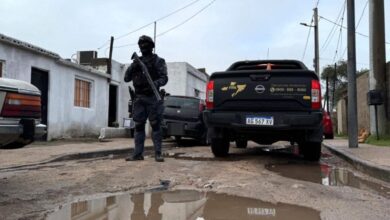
[[337, 98, 347, 134], [165, 62, 208, 99], [186, 63, 208, 99], [0, 42, 110, 140], [108, 60, 130, 127], [165, 62, 188, 96], [356, 73, 370, 131]]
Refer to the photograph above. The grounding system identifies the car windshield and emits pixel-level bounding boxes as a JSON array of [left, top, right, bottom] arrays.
[[164, 97, 199, 109]]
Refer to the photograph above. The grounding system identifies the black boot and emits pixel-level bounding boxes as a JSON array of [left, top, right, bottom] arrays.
[[125, 155, 144, 161], [155, 153, 164, 162]]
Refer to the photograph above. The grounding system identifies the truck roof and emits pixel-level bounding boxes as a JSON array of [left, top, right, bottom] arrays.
[[226, 60, 308, 71]]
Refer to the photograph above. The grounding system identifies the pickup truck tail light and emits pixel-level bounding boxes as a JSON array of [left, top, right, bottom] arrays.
[[311, 79, 321, 110], [206, 80, 214, 109], [1, 92, 41, 118]]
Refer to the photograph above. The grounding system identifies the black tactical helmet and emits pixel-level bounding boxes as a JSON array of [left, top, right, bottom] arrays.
[[138, 35, 155, 48]]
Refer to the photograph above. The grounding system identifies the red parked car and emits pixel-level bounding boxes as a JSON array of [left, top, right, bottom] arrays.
[[323, 110, 334, 139], [0, 78, 46, 149]]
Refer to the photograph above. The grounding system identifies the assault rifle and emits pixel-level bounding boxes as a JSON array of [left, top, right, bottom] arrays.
[[131, 52, 162, 101]]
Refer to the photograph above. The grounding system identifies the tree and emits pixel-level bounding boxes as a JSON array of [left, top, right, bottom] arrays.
[[321, 60, 368, 111]]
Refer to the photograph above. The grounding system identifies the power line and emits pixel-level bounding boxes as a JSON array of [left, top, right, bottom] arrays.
[[117, 0, 203, 40], [320, 15, 390, 44], [302, 15, 314, 61], [333, 2, 346, 62], [114, 0, 217, 48], [97, 40, 110, 51], [320, 0, 346, 53], [315, 0, 320, 8], [340, 0, 368, 59], [97, 0, 203, 50], [157, 0, 217, 37], [320, 0, 346, 54], [356, 0, 369, 29]]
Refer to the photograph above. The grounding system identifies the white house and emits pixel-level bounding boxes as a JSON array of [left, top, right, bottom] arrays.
[[0, 33, 208, 140], [164, 62, 209, 99], [0, 33, 130, 140]]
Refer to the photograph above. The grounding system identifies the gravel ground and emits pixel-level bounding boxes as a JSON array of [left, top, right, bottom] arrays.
[[0, 139, 389, 220]]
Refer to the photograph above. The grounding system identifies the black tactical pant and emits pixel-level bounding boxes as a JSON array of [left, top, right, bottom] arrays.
[[132, 95, 164, 157]]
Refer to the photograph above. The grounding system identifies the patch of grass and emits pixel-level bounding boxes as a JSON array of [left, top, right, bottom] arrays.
[[335, 133, 347, 139], [365, 135, 390, 147]]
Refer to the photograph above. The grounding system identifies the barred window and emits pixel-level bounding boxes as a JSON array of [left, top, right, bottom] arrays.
[[74, 78, 91, 108], [71, 201, 88, 217], [106, 196, 116, 207], [0, 61, 3, 77]]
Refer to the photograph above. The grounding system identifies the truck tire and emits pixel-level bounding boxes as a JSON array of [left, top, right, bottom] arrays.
[[299, 142, 322, 161], [1, 138, 33, 149], [324, 133, 334, 139], [235, 139, 247, 148], [199, 131, 210, 146], [211, 138, 230, 157]]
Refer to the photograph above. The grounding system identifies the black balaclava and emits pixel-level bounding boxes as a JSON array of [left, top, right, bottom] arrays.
[[138, 35, 154, 57]]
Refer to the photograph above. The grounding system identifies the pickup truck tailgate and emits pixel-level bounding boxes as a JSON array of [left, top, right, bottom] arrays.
[[212, 70, 318, 112]]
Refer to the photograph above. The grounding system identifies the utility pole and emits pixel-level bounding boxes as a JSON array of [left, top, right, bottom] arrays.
[[154, 21, 157, 53], [300, 7, 320, 76], [369, 0, 387, 136], [326, 76, 330, 112], [314, 7, 320, 76], [347, 0, 358, 148], [107, 36, 114, 75], [332, 63, 337, 110]]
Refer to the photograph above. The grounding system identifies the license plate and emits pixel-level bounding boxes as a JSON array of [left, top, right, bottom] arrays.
[[246, 116, 274, 126]]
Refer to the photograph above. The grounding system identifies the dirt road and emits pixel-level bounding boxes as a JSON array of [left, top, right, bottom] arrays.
[[0, 139, 389, 219]]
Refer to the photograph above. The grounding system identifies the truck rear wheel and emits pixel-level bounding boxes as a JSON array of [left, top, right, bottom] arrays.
[[324, 133, 334, 139], [235, 139, 247, 148], [211, 138, 230, 157], [299, 142, 322, 161], [1, 138, 33, 149]]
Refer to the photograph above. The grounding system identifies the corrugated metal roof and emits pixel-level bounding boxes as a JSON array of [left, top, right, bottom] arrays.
[[0, 33, 111, 79], [0, 33, 60, 59]]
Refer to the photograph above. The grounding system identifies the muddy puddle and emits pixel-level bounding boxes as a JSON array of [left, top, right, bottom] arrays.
[[46, 190, 320, 220], [266, 162, 390, 198]]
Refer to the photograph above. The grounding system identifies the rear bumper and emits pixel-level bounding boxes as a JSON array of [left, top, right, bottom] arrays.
[[34, 124, 47, 138], [203, 110, 323, 142], [162, 119, 204, 138], [0, 123, 46, 139], [204, 111, 322, 129]]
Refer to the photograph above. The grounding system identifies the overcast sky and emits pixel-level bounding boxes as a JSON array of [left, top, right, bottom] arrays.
[[1, 0, 389, 74]]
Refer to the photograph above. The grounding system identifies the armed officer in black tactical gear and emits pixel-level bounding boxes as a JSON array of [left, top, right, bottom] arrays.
[[124, 35, 168, 162]]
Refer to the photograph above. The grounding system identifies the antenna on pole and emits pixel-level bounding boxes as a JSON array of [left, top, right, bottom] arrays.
[[267, 48, 270, 59]]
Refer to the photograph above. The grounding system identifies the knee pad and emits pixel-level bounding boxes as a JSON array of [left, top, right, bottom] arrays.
[[135, 122, 145, 132], [150, 120, 160, 131]]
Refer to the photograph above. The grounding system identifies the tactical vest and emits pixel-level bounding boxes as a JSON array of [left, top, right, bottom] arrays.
[[132, 54, 161, 96]]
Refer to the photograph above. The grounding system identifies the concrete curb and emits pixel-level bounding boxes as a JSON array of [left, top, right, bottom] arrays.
[[322, 142, 390, 183], [0, 143, 176, 171]]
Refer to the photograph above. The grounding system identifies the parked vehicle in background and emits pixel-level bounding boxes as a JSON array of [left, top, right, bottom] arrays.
[[323, 110, 334, 139], [204, 60, 323, 161], [162, 95, 208, 145], [0, 78, 46, 149]]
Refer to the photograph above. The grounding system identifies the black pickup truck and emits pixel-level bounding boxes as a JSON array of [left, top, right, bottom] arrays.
[[162, 95, 208, 144], [203, 60, 323, 161]]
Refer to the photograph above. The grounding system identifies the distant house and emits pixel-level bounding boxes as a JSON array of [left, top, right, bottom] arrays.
[[0, 33, 130, 140], [0, 33, 209, 140], [164, 62, 209, 99]]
